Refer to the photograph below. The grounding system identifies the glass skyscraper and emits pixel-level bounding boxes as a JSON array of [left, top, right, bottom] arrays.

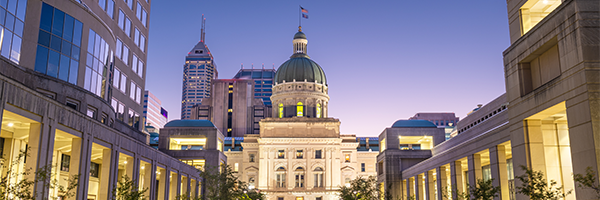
[[180, 40, 217, 119]]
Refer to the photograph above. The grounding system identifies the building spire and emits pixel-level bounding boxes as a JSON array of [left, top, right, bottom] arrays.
[[299, 26, 302, 32], [200, 15, 206, 42]]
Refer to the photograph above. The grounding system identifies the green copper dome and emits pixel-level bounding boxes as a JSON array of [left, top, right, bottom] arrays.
[[275, 56, 327, 84], [294, 31, 306, 39], [275, 30, 327, 85]]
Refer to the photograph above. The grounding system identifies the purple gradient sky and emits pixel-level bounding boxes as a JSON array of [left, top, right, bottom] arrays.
[[146, 1, 510, 137]]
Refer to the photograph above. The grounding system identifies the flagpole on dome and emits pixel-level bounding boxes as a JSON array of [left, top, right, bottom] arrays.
[[299, 5, 301, 28]]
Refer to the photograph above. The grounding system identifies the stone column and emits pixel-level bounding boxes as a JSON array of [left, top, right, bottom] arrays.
[[408, 177, 415, 199], [69, 138, 83, 200], [142, 162, 152, 198], [490, 145, 509, 200], [468, 154, 482, 187], [426, 171, 435, 200], [99, 149, 112, 200], [436, 166, 448, 200], [417, 174, 424, 200], [156, 169, 169, 200], [450, 161, 464, 200]]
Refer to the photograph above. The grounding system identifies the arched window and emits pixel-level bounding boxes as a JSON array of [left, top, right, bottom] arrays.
[[295, 167, 305, 188], [316, 103, 321, 118], [276, 167, 286, 188], [278, 103, 283, 118], [314, 167, 324, 188], [297, 102, 303, 117]]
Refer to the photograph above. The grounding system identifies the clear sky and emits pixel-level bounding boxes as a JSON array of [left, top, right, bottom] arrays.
[[146, 0, 510, 137]]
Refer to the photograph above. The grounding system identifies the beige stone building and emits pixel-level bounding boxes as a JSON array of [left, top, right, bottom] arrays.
[[377, 0, 600, 199], [223, 28, 379, 200]]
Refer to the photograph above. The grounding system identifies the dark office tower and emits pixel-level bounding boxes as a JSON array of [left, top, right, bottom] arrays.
[[181, 18, 217, 119], [232, 68, 276, 106]]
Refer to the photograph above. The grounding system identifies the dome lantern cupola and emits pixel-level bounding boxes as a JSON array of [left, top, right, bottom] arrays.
[[293, 26, 308, 55]]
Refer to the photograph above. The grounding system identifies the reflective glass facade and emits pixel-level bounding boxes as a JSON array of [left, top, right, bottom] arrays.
[[233, 68, 276, 105], [85, 29, 111, 98], [35, 2, 81, 85], [0, 0, 26, 64]]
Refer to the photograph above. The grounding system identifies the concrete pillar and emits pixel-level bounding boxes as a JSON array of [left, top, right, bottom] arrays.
[[24, 123, 46, 198], [408, 177, 415, 199], [149, 163, 158, 200], [524, 120, 547, 175], [141, 162, 152, 197], [69, 138, 83, 200], [468, 154, 482, 187], [436, 166, 447, 200], [417, 174, 424, 200], [426, 171, 435, 200], [450, 161, 464, 200], [158, 168, 167, 200], [402, 179, 408, 200], [490, 145, 509, 200], [99, 149, 112, 200]]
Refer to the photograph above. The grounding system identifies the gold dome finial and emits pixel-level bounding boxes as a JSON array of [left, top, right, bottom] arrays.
[[298, 26, 302, 32]]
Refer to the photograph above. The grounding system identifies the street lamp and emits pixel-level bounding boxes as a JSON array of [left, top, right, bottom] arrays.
[[353, 191, 358, 200]]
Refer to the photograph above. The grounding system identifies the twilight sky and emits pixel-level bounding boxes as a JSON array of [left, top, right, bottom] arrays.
[[146, 0, 510, 137]]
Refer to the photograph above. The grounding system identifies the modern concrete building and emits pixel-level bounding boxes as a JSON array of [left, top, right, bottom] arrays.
[[377, 0, 600, 199], [191, 79, 272, 137], [409, 113, 459, 140], [180, 18, 217, 119], [158, 120, 227, 170], [0, 0, 206, 199], [144, 90, 168, 129]]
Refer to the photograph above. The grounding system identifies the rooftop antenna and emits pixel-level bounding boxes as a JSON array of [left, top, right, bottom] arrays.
[[200, 14, 206, 42]]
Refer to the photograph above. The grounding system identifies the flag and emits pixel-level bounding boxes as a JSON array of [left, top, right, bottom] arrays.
[[302, 13, 308, 19], [301, 7, 308, 13]]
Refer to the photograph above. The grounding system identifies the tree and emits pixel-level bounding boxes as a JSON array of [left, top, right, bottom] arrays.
[[112, 175, 148, 200], [339, 176, 380, 200], [573, 166, 600, 198], [0, 149, 79, 200], [515, 165, 571, 200], [469, 179, 500, 200], [442, 185, 470, 200], [200, 165, 264, 200]]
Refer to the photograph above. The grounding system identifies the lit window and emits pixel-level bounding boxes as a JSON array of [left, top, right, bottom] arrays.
[[398, 136, 433, 150], [316, 103, 321, 118], [249, 154, 255, 162], [228, 109, 233, 112], [345, 154, 350, 163], [278, 103, 283, 118], [234, 163, 239, 172], [297, 102, 303, 117], [296, 150, 303, 159], [278, 150, 285, 159], [520, 0, 561, 35]]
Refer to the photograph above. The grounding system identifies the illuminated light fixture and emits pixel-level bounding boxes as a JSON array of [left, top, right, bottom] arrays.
[[7, 122, 14, 127], [543, 0, 549, 4], [141, 166, 145, 169], [156, 171, 161, 174], [124, 161, 128, 164]]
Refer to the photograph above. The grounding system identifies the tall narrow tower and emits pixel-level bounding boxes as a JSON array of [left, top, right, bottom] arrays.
[[181, 16, 217, 119]]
